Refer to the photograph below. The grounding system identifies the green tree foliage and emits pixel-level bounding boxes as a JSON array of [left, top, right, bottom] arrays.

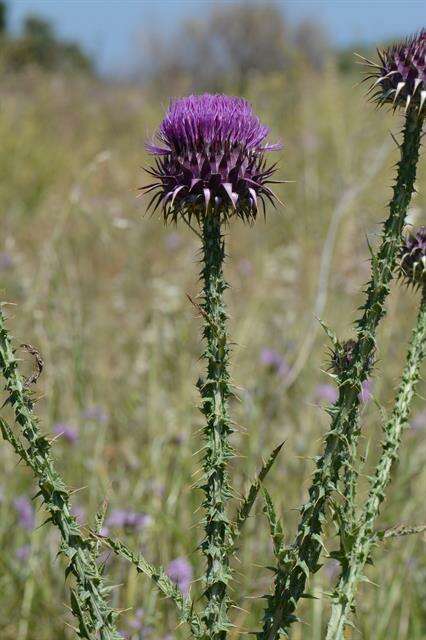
[[0, 9, 93, 74]]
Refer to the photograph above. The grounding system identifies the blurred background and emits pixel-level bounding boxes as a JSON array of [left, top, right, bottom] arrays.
[[0, 1, 425, 639]]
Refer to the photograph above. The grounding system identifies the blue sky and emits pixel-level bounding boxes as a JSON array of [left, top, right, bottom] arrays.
[[8, 1, 425, 75]]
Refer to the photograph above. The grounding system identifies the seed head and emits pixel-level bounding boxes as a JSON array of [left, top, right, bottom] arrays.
[[399, 226, 426, 288], [142, 93, 282, 223], [365, 29, 426, 112]]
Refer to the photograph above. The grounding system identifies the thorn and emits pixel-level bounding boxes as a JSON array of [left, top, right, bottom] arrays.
[[393, 82, 405, 104]]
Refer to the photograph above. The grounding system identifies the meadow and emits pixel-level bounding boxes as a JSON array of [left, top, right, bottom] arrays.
[[0, 63, 425, 639]]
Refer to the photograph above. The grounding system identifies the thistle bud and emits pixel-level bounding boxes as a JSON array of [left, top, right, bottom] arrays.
[[399, 226, 426, 288], [331, 339, 375, 376], [366, 29, 426, 112]]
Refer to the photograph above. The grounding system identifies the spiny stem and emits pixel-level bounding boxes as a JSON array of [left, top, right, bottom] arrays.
[[325, 286, 426, 640], [198, 215, 234, 640], [93, 533, 205, 638], [259, 108, 424, 639], [0, 306, 121, 640]]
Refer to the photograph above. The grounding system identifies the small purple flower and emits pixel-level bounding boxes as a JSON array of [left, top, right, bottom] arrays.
[[83, 405, 108, 424], [399, 226, 426, 288], [166, 556, 193, 595], [128, 608, 145, 630], [106, 509, 151, 532], [366, 29, 426, 111], [15, 545, 31, 562], [72, 505, 86, 524], [164, 232, 182, 250], [53, 422, 79, 444], [260, 348, 290, 377], [142, 93, 282, 223], [359, 378, 374, 404], [238, 258, 253, 276], [13, 496, 35, 531], [410, 410, 426, 431], [0, 252, 14, 271], [314, 384, 338, 404]]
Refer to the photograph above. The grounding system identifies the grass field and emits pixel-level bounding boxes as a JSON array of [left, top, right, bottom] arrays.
[[0, 64, 425, 639]]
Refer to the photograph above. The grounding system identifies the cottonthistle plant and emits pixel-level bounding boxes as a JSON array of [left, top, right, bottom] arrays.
[[143, 94, 281, 639], [326, 236, 426, 639], [259, 33, 424, 640]]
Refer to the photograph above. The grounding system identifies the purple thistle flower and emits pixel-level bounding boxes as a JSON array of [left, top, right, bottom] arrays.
[[142, 93, 282, 223], [260, 348, 290, 378], [13, 496, 35, 531], [365, 29, 426, 111], [314, 383, 338, 404], [53, 422, 79, 444], [166, 556, 193, 595], [399, 226, 426, 288], [106, 509, 151, 532]]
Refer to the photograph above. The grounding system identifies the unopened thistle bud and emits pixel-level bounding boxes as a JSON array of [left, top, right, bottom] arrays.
[[331, 339, 375, 376], [365, 29, 426, 112], [399, 226, 426, 288], [142, 93, 282, 223]]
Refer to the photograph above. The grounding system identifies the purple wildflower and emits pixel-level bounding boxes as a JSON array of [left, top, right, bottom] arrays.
[[53, 422, 79, 444], [366, 30, 426, 111], [15, 545, 31, 562], [71, 505, 86, 524], [314, 383, 338, 404], [106, 509, 151, 532], [143, 93, 282, 223], [13, 496, 35, 531], [260, 348, 290, 377], [0, 252, 14, 271], [359, 378, 374, 404], [410, 409, 426, 431], [166, 556, 193, 595], [164, 232, 182, 250], [399, 226, 426, 288], [83, 405, 108, 424]]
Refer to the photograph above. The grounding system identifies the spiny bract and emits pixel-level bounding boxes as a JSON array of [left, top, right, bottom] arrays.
[[400, 226, 426, 288], [142, 93, 282, 223], [365, 29, 426, 111]]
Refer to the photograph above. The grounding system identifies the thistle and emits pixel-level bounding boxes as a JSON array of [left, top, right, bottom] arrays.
[[399, 225, 426, 287], [259, 36, 424, 639], [366, 29, 426, 112], [142, 93, 281, 223], [326, 283, 426, 640], [143, 94, 281, 639]]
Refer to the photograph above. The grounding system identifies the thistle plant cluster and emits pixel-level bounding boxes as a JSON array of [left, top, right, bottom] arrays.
[[0, 29, 425, 640]]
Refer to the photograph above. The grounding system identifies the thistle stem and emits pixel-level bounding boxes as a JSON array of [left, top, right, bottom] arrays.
[[199, 215, 233, 640], [259, 108, 424, 639], [325, 286, 426, 640], [0, 306, 121, 640]]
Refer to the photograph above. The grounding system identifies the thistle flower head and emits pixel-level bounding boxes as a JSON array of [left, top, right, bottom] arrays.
[[365, 29, 426, 111], [142, 93, 282, 223], [399, 226, 426, 287]]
